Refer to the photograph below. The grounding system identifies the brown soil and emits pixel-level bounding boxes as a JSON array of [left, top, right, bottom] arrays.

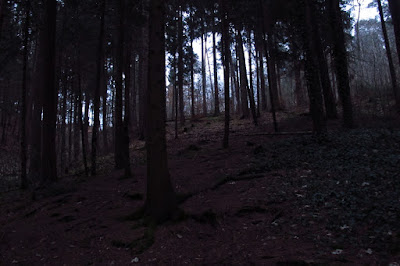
[[1, 113, 399, 265]]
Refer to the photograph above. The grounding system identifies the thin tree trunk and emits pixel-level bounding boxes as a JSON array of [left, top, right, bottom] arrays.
[[263, 33, 278, 131], [77, 52, 88, 176], [256, 34, 267, 111], [256, 50, 261, 116], [20, 0, 30, 189], [178, 5, 185, 125], [266, 33, 280, 112], [201, 32, 207, 116], [190, 13, 195, 119], [213, 27, 220, 116], [123, 17, 132, 178], [236, 32, 250, 118], [114, 0, 125, 170], [247, 30, 258, 125], [221, 0, 230, 148]]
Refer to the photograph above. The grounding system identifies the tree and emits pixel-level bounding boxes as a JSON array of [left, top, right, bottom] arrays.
[[91, 0, 105, 176], [221, 0, 230, 148], [388, 0, 400, 68], [20, 0, 30, 189], [213, 7, 220, 116], [178, 4, 185, 126], [304, 0, 327, 134], [145, 0, 177, 222], [40, 0, 57, 183], [377, 0, 400, 110], [327, 0, 354, 128]]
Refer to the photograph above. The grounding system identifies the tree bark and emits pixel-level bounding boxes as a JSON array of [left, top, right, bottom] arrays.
[[221, 0, 230, 148], [236, 32, 250, 119], [145, 0, 177, 222], [388, 0, 400, 68], [40, 0, 57, 183], [91, 0, 107, 172], [20, 0, 30, 189], [304, 0, 327, 134], [77, 52, 89, 176], [178, 5, 185, 126], [190, 13, 195, 119], [213, 16, 220, 116], [327, 0, 354, 128], [114, 0, 125, 170], [201, 31, 207, 116], [377, 0, 400, 110]]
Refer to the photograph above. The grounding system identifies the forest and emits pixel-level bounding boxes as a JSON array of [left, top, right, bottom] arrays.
[[0, 0, 400, 264]]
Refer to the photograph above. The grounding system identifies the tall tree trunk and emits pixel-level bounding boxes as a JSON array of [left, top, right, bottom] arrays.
[[263, 33, 278, 131], [201, 32, 207, 116], [77, 53, 89, 176], [67, 90, 73, 173], [40, 0, 57, 183], [0, 0, 4, 41], [190, 13, 195, 119], [256, 34, 267, 111], [266, 33, 280, 112], [61, 67, 67, 174], [131, 54, 138, 131], [178, 5, 185, 126], [138, 11, 149, 140], [294, 60, 305, 107], [145, 0, 177, 222], [388, 0, 400, 68], [247, 30, 258, 125], [256, 49, 261, 116], [304, 0, 327, 134], [328, 0, 354, 128], [236, 33, 250, 118], [312, 3, 337, 119], [378, 0, 400, 110], [102, 64, 108, 153], [20, 0, 30, 189], [114, 0, 125, 170], [213, 29, 220, 116], [73, 91, 80, 160], [123, 20, 132, 178], [221, 0, 230, 148], [230, 56, 241, 115]]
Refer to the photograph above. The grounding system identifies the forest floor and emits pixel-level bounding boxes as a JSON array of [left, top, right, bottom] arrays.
[[1, 111, 400, 265]]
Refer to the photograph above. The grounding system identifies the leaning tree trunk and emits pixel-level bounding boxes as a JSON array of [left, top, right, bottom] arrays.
[[236, 31, 250, 119], [327, 0, 354, 128], [145, 0, 177, 223], [377, 0, 400, 110], [388, 0, 400, 69]]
